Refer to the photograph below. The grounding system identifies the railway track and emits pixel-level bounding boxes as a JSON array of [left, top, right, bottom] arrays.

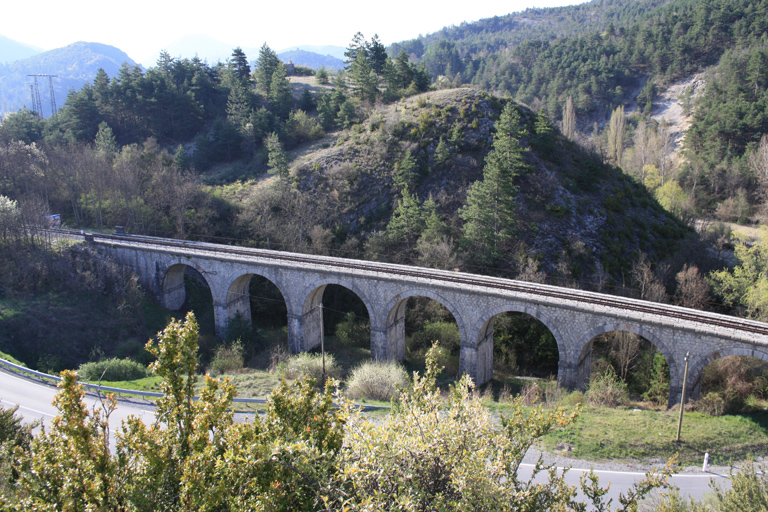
[[54, 229, 768, 338]]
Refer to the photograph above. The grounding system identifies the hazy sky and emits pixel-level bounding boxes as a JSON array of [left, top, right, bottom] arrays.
[[2, 0, 589, 63]]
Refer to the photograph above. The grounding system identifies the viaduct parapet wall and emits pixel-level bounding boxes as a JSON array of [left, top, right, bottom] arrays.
[[82, 232, 768, 408]]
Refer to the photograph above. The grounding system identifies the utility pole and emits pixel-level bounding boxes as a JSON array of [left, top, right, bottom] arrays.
[[676, 351, 690, 442]]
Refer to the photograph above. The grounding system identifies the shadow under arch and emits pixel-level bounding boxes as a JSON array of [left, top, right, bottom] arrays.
[[575, 323, 679, 399], [382, 289, 467, 363], [474, 304, 565, 386], [298, 278, 375, 354], [161, 262, 213, 311], [688, 347, 768, 401], [224, 272, 290, 328]]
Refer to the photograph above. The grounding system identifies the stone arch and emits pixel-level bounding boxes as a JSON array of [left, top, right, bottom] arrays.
[[297, 278, 376, 354], [473, 304, 566, 387], [381, 289, 468, 365], [687, 346, 768, 400], [575, 323, 679, 398], [223, 271, 290, 329], [160, 262, 213, 310]]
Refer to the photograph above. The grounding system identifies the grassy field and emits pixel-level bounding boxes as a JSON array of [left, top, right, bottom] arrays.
[[511, 404, 768, 466]]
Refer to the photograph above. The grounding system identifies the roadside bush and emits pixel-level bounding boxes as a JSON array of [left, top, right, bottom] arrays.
[[345, 360, 408, 401], [209, 340, 245, 376], [77, 357, 148, 381], [586, 366, 629, 407], [283, 353, 341, 382]]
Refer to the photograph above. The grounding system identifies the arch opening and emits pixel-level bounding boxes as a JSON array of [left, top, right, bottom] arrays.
[[161, 264, 215, 345], [691, 355, 768, 416], [387, 296, 462, 378], [301, 284, 371, 369], [485, 312, 560, 398], [224, 273, 288, 362], [585, 330, 671, 408]]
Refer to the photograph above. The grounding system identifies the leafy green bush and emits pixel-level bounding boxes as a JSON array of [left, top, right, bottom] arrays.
[[586, 366, 629, 407], [208, 340, 245, 377], [410, 321, 460, 354], [283, 353, 341, 382], [77, 357, 148, 382], [334, 312, 370, 348], [345, 360, 408, 401]]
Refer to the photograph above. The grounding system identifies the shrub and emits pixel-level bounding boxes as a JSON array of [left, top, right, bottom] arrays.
[[208, 340, 245, 377], [693, 392, 726, 416], [586, 366, 629, 407], [410, 321, 460, 354], [334, 312, 370, 348], [77, 357, 148, 382], [283, 353, 341, 382], [345, 360, 408, 401]]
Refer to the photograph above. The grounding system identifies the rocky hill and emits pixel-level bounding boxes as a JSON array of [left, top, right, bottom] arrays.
[[284, 88, 690, 282]]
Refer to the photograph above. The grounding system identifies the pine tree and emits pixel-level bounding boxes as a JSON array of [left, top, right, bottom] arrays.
[[393, 149, 417, 193], [368, 34, 388, 75], [268, 62, 292, 119], [266, 132, 289, 182], [255, 43, 280, 95], [386, 188, 425, 247], [460, 103, 528, 264], [349, 51, 378, 103], [434, 137, 450, 167], [94, 121, 117, 156], [229, 47, 251, 83]]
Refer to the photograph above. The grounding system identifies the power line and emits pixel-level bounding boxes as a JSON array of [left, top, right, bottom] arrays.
[[26, 75, 58, 117]]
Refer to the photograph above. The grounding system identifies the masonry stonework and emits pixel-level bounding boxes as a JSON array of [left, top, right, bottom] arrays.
[[92, 236, 768, 409]]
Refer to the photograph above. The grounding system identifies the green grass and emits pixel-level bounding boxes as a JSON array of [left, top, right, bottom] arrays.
[[81, 376, 164, 394], [538, 405, 768, 465]]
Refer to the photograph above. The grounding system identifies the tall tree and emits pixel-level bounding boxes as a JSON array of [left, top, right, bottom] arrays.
[[607, 105, 626, 167], [266, 132, 289, 182], [344, 32, 368, 68], [254, 43, 280, 95], [460, 103, 528, 264], [368, 34, 388, 75], [562, 96, 576, 141], [229, 47, 251, 83], [349, 51, 378, 103], [268, 62, 293, 119]]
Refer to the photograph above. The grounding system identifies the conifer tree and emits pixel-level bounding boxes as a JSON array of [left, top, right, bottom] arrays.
[[229, 47, 251, 83], [255, 43, 280, 95], [268, 63, 293, 119], [266, 132, 289, 182], [460, 103, 528, 264]]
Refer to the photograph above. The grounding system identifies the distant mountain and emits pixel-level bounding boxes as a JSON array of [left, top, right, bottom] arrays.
[[0, 41, 136, 117], [277, 49, 344, 71], [0, 35, 43, 64], [277, 45, 346, 61]]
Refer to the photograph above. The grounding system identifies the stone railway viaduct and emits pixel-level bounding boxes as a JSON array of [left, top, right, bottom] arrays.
[[79, 231, 768, 408]]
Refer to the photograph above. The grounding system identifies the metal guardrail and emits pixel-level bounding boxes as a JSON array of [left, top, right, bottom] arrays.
[[0, 357, 265, 404], [0, 357, 388, 410]]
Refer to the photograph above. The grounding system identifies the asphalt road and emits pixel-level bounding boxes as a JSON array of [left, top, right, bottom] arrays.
[[0, 369, 731, 507]]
